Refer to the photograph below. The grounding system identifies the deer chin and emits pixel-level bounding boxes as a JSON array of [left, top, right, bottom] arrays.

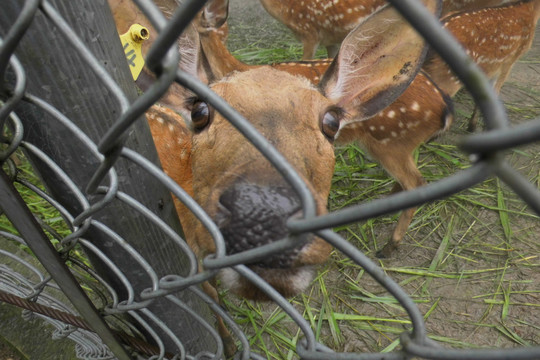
[[218, 264, 316, 301]]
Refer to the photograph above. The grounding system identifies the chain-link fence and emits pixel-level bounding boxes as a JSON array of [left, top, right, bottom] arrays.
[[0, 0, 539, 359]]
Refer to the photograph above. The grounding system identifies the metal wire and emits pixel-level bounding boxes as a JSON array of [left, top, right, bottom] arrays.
[[0, 0, 539, 359]]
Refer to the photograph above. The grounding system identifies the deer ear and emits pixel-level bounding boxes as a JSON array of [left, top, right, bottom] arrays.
[[320, 0, 440, 121], [110, 0, 207, 116], [200, 0, 229, 30], [133, 21, 208, 118]]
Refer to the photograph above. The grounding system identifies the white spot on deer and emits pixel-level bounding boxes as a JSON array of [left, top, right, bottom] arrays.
[[387, 110, 396, 118], [411, 101, 420, 111]]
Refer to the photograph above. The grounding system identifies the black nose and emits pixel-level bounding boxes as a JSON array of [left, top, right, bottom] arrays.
[[217, 183, 307, 268]]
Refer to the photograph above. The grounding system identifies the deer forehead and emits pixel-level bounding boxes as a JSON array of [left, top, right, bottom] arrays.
[[192, 68, 335, 182], [212, 67, 332, 121]]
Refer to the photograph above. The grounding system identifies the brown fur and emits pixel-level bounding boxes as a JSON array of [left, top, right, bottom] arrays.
[[424, 0, 540, 130], [259, 0, 387, 59], [257, 0, 508, 60]]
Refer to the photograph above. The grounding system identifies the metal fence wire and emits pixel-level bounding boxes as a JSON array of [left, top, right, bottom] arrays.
[[0, 0, 539, 359]]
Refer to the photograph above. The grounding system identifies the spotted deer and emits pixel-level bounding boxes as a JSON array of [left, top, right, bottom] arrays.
[[257, 0, 508, 60], [111, 0, 443, 302], [424, 0, 540, 131], [258, 0, 387, 59], [198, 0, 453, 258]]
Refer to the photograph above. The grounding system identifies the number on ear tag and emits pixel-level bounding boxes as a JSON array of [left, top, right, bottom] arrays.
[[119, 24, 149, 81]]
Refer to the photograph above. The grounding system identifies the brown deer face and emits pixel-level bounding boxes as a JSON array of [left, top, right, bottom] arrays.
[[111, 0, 439, 300], [188, 69, 336, 299]]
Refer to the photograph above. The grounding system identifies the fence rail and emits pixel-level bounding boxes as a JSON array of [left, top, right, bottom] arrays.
[[1, 0, 539, 359]]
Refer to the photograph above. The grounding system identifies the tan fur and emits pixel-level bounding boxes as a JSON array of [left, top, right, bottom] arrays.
[[190, 69, 336, 298]]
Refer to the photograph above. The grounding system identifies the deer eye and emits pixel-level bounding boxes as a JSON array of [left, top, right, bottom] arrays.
[[191, 101, 211, 130], [321, 109, 341, 140]]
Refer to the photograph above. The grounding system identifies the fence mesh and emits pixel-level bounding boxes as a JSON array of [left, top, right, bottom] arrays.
[[1, 0, 539, 359]]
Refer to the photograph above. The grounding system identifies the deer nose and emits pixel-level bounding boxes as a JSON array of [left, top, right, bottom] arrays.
[[217, 183, 309, 268]]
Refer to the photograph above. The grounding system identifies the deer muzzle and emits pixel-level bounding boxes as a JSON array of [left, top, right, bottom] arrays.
[[216, 182, 313, 269]]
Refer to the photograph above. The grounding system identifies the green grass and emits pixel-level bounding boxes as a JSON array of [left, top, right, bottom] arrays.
[[0, 151, 94, 275], [1, 153, 69, 240]]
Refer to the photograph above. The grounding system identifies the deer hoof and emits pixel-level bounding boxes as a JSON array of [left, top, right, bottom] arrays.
[[376, 242, 398, 259]]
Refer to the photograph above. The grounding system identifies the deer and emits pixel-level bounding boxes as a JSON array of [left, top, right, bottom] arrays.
[[197, 0, 453, 259], [257, 0, 508, 60], [258, 0, 387, 60], [423, 0, 540, 131], [111, 0, 445, 293], [110, 0, 441, 355]]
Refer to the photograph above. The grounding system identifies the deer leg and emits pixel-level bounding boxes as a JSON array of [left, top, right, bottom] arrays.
[[389, 182, 404, 194], [467, 104, 481, 132], [374, 154, 426, 258], [468, 71, 509, 132], [201, 281, 237, 358], [326, 44, 340, 59], [301, 38, 319, 60]]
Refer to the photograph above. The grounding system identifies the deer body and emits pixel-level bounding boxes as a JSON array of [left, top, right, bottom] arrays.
[[336, 73, 453, 257], [259, 0, 386, 59], [424, 0, 540, 130], [257, 0, 510, 60]]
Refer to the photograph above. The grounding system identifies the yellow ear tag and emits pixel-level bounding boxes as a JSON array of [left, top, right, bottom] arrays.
[[119, 24, 149, 81]]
